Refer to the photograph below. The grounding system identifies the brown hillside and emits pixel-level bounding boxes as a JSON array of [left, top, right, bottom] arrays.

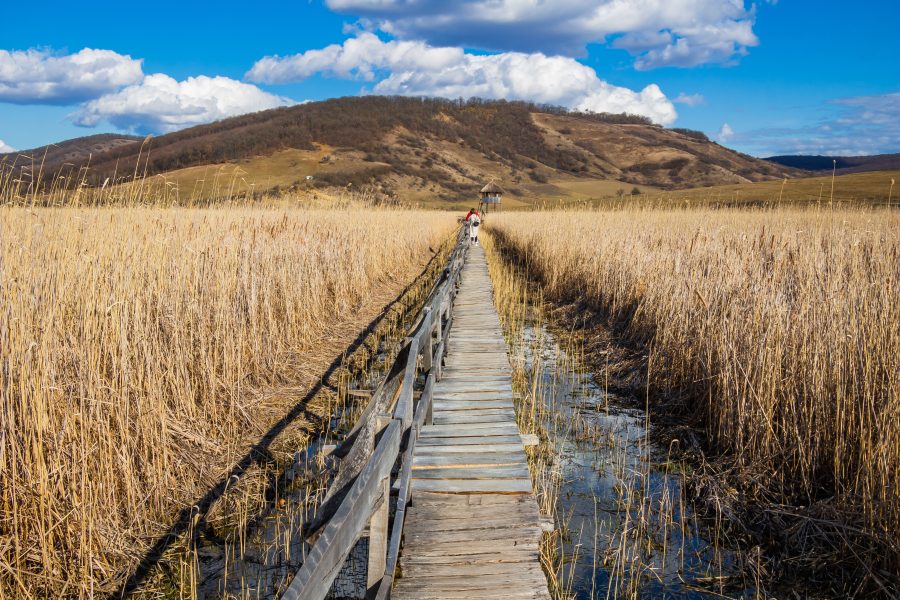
[[2, 97, 799, 204], [0, 133, 141, 170]]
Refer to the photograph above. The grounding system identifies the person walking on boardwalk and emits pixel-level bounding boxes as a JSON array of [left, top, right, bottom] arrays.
[[465, 207, 482, 245]]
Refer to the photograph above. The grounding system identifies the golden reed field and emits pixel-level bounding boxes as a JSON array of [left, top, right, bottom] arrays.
[[487, 210, 899, 556], [0, 208, 455, 597]]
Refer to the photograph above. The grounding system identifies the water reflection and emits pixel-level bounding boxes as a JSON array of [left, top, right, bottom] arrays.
[[514, 324, 749, 599]]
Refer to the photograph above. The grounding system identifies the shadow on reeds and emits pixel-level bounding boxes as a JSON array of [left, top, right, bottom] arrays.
[[113, 245, 450, 599]]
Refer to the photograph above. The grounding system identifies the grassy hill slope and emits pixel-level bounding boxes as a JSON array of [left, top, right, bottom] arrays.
[[2, 97, 799, 206]]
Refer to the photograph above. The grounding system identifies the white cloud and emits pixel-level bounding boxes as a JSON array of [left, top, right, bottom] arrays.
[[0, 48, 143, 104], [0, 139, 16, 153], [248, 33, 677, 125], [325, 0, 759, 69], [72, 74, 293, 134], [718, 122, 734, 142], [674, 92, 705, 106]]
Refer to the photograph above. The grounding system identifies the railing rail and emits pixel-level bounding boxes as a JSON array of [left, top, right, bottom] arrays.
[[281, 228, 469, 600]]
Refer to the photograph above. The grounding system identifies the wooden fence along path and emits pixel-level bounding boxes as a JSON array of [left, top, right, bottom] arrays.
[[281, 234, 549, 600]]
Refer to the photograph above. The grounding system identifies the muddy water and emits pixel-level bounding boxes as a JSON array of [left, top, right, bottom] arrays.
[[513, 323, 754, 599]]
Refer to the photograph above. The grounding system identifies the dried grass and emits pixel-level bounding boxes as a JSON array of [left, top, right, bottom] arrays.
[[0, 206, 455, 597], [486, 208, 900, 571]]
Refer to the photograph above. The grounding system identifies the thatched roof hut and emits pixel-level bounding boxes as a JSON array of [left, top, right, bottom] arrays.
[[480, 181, 504, 195]]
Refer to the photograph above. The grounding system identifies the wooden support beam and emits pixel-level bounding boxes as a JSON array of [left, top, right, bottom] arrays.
[[366, 476, 390, 592]]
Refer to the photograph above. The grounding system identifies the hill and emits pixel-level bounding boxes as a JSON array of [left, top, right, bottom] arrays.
[[660, 168, 899, 207], [2, 97, 798, 206], [766, 153, 900, 174], [0, 133, 141, 169]]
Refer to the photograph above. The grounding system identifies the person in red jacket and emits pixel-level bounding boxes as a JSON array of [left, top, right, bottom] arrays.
[[464, 208, 482, 245]]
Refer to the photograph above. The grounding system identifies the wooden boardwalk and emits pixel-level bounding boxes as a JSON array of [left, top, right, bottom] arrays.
[[392, 246, 550, 599]]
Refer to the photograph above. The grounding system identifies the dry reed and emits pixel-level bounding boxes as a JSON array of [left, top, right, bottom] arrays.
[[486, 209, 900, 561], [0, 207, 455, 597]]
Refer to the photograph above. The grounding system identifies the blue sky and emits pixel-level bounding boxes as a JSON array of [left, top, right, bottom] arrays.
[[1, 0, 898, 157]]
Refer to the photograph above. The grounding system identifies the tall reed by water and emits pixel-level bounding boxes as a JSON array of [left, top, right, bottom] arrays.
[[487, 209, 900, 557], [0, 207, 455, 597]]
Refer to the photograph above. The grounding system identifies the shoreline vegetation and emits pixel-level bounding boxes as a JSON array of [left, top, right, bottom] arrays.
[[0, 207, 456, 597], [486, 209, 899, 597]]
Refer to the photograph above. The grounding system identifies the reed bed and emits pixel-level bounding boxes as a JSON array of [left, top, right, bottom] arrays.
[[0, 207, 455, 598], [486, 209, 900, 572]]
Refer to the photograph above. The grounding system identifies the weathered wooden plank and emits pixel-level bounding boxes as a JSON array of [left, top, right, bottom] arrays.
[[432, 406, 516, 415], [409, 464, 530, 480], [399, 561, 544, 578], [394, 571, 548, 589], [433, 383, 513, 393], [420, 424, 520, 437], [398, 537, 539, 556], [399, 549, 541, 567], [412, 455, 526, 470], [434, 415, 516, 426], [413, 442, 524, 453], [405, 503, 540, 521], [410, 478, 533, 494], [434, 413, 516, 425], [432, 400, 515, 411]]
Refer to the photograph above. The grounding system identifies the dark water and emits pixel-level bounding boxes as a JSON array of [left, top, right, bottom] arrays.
[[513, 324, 752, 599]]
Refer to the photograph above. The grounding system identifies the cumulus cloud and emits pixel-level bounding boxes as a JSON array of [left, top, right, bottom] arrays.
[[325, 0, 759, 68], [248, 33, 677, 125], [0, 139, 16, 153], [717, 122, 734, 142], [71, 74, 293, 134], [732, 92, 900, 156], [674, 92, 705, 106], [0, 48, 143, 104]]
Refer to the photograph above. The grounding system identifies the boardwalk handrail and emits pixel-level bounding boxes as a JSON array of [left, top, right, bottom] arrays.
[[281, 229, 469, 600]]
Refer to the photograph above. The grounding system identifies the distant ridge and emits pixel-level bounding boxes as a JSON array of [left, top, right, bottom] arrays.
[[3, 96, 798, 201], [766, 153, 900, 174], [0, 133, 142, 169]]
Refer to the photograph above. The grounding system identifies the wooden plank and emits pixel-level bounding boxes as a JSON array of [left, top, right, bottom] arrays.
[[405, 502, 539, 520], [399, 549, 541, 567], [433, 400, 515, 411], [397, 537, 539, 556], [412, 453, 525, 468], [410, 478, 533, 494], [409, 465, 530, 480], [393, 571, 548, 590], [434, 414, 516, 425], [420, 424, 520, 436], [400, 561, 545, 578], [433, 383, 512, 393], [414, 442, 524, 453]]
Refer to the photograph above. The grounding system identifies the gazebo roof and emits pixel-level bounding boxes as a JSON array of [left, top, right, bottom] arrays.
[[480, 181, 504, 194]]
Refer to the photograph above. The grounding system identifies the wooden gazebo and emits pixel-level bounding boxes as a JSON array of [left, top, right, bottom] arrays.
[[479, 180, 504, 214]]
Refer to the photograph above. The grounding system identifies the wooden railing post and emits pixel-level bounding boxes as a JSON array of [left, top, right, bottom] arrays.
[[420, 308, 433, 373], [366, 475, 390, 593]]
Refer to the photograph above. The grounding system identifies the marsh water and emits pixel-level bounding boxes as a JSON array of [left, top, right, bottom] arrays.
[[512, 322, 754, 599]]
